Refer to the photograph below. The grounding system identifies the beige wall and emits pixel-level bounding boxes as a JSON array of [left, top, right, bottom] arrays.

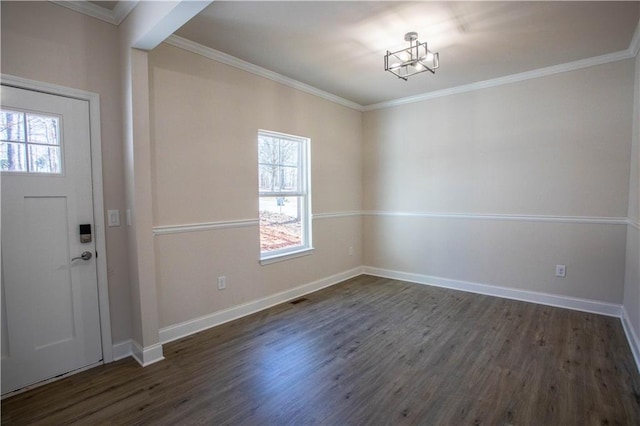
[[148, 43, 363, 328], [364, 59, 635, 304], [1, 1, 132, 343], [624, 52, 640, 339]]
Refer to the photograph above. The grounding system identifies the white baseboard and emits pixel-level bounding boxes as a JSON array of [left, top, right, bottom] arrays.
[[112, 340, 132, 361], [363, 266, 640, 372], [159, 266, 364, 344], [131, 340, 165, 367], [118, 265, 640, 376], [363, 266, 622, 317], [621, 306, 640, 373]]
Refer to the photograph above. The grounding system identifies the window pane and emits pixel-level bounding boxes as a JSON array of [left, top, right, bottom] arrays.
[[1, 142, 27, 172], [0, 110, 25, 142], [258, 136, 279, 166], [259, 196, 302, 252], [259, 165, 300, 193], [28, 144, 61, 173], [259, 164, 281, 192], [279, 140, 299, 166], [280, 166, 299, 192], [27, 114, 60, 145]]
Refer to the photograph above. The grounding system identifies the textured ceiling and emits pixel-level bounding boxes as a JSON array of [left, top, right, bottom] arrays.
[[174, 1, 639, 106]]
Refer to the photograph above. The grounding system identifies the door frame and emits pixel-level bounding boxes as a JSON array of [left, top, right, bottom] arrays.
[[1, 73, 114, 363]]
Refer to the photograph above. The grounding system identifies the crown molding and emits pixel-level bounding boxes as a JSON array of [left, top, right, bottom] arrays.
[[164, 35, 363, 112], [47, 3, 640, 110], [164, 33, 635, 113], [366, 19, 640, 111], [629, 19, 640, 57], [167, 33, 634, 114], [363, 49, 634, 111], [50, 1, 138, 26], [112, 1, 138, 25]]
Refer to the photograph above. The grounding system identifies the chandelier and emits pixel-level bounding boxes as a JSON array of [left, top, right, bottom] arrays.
[[384, 32, 439, 80]]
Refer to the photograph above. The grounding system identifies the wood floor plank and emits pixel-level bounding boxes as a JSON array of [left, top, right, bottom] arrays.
[[2, 275, 639, 425]]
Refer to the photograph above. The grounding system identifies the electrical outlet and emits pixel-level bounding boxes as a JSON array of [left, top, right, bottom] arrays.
[[555, 264, 566, 278], [348, 246, 354, 256], [217, 276, 226, 290]]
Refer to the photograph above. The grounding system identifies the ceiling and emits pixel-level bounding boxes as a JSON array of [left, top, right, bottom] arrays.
[[89, 1, 118, 11], [174, 1, 639, 107], [68, 1, 639, 107]]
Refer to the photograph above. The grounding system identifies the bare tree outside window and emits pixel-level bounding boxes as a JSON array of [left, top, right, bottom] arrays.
[[1, 110, 26, 171], [258, 136, 300, 193]]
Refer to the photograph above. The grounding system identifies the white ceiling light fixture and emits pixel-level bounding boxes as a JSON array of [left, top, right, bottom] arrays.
[[384, 32, 439, 81]]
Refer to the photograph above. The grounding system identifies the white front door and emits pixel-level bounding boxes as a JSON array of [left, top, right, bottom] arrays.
[[1, 85, 102, 394]]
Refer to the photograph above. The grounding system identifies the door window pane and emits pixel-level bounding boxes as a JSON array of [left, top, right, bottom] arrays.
[[1, 110, 62, 174], [0, 110, 25, 142], [28, 145, 61, 174], [27, 114, 60, 145], [1, 142, 27, 172]]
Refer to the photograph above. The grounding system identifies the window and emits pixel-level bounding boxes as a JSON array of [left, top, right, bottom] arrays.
[[258, 130, 311, 262], [0, 109, 62, 174]]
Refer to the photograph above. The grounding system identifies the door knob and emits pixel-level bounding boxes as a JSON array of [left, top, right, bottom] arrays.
[[72, 251, 92, 262]]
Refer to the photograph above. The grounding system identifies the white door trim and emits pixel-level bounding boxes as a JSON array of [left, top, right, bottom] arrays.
[[1, 74, 114, 363]]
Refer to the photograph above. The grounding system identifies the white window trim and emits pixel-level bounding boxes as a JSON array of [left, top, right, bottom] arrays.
[[259, 247, 315, 265], [258, 129, 312, 263]]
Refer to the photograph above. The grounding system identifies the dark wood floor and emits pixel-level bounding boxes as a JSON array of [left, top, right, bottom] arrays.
[[3, 275, 640, 425]]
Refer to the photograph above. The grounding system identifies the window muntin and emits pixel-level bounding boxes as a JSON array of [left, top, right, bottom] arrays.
[[1, 109, 62, 174], [258, 130, 311, 259], [258, 135, 302, 193]]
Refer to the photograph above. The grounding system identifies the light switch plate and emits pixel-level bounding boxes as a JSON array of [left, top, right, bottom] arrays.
[[107, 209, 120, 227]]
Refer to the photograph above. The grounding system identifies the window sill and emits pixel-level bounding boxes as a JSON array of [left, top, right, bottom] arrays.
[[260, 247, 315, 265]]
